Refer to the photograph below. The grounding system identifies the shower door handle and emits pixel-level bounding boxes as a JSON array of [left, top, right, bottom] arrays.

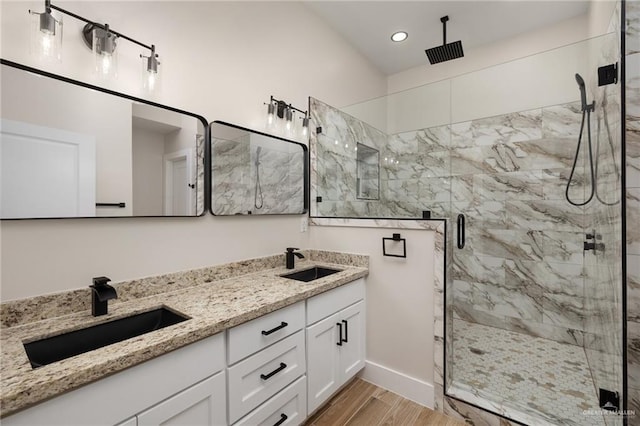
[[457, 214, 465, 249]]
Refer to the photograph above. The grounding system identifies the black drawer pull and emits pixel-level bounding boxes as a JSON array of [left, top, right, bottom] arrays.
[[274, 413, 288, 426], [337, 322, 343, 346], [342, 319, 348, 343], [262, 321, 288, 336], [260, 362, 287, 380]]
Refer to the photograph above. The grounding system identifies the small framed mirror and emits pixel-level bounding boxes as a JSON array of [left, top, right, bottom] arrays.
[[356, 142, 379, 200], [210, 121, 308, 215], [0, 59, 207, 219]]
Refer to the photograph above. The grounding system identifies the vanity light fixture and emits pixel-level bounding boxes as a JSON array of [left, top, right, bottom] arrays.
[[391, 31, 408, 42], [28, 0, 63, 62], [29, 0, 161, 92], [264, 95, 310, 139]]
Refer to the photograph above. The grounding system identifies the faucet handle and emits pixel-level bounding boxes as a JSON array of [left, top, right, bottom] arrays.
[[92, 276, 112, 287], [286, 247, 300, 253]]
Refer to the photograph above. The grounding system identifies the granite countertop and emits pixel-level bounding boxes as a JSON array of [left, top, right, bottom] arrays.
[[0, 251, 368, 418]]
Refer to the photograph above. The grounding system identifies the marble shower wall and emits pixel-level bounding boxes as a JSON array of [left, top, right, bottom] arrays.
[[626, 0, 640, 424], [211, 136, 305, 215]]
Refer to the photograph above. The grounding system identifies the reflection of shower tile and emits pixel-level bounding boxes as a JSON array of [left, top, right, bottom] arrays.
[[450, 109, 542, 148], [627, 188, 640, 255], [537, 230, 584, 264], [542, 167, 588, 201], [506, 200, 584, 232], [628, 256, 640, 322], [471, 229, 543, 261], [628, 2, 640, 55], [474, 171, 543, 201], [542, 293, 585, 331], [473, 283, 543, 322], [627, 54, 640, 118], [505, 259, 584, 297], [627, 121, 640, 188], [542, 102, 583, 138]]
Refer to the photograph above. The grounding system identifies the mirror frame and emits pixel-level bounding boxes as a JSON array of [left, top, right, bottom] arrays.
[[209, 120, 309, 216], [0, 58, 210, 220]]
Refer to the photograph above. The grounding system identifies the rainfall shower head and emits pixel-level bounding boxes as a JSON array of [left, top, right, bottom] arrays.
[[575, 73, 588, 112], [425, 16, 464, 65]]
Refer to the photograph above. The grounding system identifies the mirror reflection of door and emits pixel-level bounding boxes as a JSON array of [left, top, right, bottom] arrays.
[[163, 149, 194, 216], [1, 119, 96, 218], [131, 104, 196, 216]]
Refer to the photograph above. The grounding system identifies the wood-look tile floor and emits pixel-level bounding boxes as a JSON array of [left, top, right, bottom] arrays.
[[304, 378, 466, 426]]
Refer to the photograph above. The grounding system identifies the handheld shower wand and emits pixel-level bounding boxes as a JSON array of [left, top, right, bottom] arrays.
[[254, 146, 264, 210], [566, 73, 595, 206]]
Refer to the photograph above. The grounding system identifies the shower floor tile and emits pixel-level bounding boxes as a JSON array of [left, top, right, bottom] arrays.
[[449, 319, 607, 426]]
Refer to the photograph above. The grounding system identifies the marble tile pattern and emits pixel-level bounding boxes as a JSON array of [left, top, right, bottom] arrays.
[[629, 1, 640, 425], [196, 133, 205, 215], [211, 135, 304, 215], [449, 321, 606, 426], [0, 250, 368, 417]]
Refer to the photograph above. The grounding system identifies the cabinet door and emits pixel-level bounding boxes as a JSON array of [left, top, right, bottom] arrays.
[[306, 311, 341, 414], [137, 371, 226, 426], [338, 300, 366, 381]]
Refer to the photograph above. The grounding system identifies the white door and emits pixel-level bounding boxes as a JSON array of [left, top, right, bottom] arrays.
[[0, 119, 96, 218], [163, 149, 193, 215], [137, 372, 226, 426], [306, 311, 341, 414], [338, 301, 366, 381]]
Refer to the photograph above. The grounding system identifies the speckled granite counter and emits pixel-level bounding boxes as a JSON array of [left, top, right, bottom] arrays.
[[0, 250, 368, 418]]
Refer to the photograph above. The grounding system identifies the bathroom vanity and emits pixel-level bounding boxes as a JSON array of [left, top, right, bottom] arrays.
[[0, 251, 367, 425]]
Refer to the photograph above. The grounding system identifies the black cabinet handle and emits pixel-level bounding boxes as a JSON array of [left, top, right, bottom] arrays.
[[457, 214, 466, 249], [273, 413, 288, 426], [342, 319, 348, 343], [262, 321, 288, 336], [337, 322, 343, 346], [260, 362, 287, 380]]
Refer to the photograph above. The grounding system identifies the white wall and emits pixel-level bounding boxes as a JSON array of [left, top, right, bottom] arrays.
[[309, 224, 435, 406], [0, 1, 386, 301], [387, 14, 591, 95]]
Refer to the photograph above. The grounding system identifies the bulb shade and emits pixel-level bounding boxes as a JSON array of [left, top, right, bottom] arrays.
[[142, 52, 161, 94], [92, 27, 118, 79], [30, 10, 62, 62]]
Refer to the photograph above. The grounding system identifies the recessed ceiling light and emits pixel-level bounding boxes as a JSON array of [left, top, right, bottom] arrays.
[[391, 31, 408, 42]]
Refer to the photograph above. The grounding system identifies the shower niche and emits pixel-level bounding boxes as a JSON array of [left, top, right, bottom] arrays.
[[356, 143, 379, 200], [209, 121, 308, 215]]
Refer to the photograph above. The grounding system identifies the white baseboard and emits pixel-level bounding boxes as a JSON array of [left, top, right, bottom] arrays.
[[358, 360, 434, 408]]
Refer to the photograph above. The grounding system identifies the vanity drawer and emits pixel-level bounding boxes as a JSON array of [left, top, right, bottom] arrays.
[[227, 331, 306, 424], [306, 278, 365, 325], [234, 376, 306, 426], [228, 301, 305, 364]]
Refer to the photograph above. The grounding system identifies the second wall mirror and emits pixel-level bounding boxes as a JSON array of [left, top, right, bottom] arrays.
[[210, 121, 308, 215]]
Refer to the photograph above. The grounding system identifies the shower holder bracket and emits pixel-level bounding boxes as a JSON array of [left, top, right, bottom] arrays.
[[598, 63, 618, 86]]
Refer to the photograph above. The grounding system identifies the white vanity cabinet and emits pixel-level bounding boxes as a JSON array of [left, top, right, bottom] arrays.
[[306, 279, 366, 414], [227, 301, 307, 425], [3, 333, 226, 426]]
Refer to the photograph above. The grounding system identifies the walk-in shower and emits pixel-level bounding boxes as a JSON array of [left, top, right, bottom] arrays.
[[309, 28, 625, 426]]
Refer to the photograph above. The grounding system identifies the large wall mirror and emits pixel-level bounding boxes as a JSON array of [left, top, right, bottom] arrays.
[[210, 121, 308, 215], [0, 60, 207, 219]]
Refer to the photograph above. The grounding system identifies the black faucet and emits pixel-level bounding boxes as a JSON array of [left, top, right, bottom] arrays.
[[90, 276, 118, 316], [285, 248, 305, 269]]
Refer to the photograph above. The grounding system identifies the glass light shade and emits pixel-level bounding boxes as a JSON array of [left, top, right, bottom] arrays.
[[142, 53, 161, 94], [266, 103, 276, 130], [30, 10, 62, 62], [92, 27, 118, 79], [301, 116, 310, 138], [285, 107, 294, 134]]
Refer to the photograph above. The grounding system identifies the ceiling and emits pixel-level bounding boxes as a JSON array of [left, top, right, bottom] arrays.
[[304, 1, 590, 75]]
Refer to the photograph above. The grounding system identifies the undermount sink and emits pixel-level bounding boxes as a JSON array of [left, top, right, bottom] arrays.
[[23, 307, 189, 369], [281, 266, 341, 282]]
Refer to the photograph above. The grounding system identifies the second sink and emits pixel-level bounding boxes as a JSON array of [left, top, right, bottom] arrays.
[[23, 307, 189, 369], [281, 266, 341, 282]]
